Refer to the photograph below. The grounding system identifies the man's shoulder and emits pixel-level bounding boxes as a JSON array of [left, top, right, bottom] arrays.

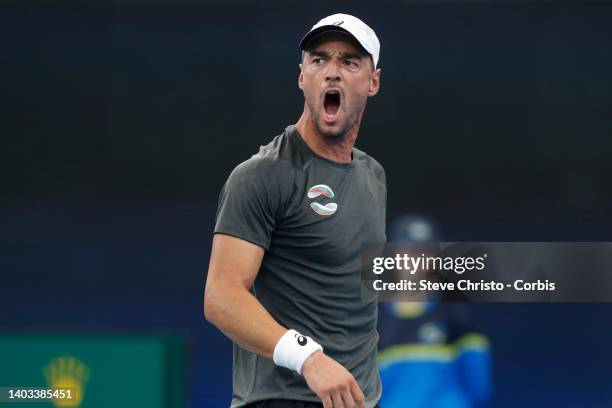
[[228, 129, 297, 184], [353, 147, 386, 183]]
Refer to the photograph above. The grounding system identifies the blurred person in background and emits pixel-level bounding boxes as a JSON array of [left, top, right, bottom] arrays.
[[378, 215, 492, 408]]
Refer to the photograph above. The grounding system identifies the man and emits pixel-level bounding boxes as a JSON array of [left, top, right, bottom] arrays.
[[204, 13, 385, 408]]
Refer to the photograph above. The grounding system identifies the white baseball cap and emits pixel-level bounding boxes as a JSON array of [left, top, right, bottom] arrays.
[[299, 13, 380, 68]]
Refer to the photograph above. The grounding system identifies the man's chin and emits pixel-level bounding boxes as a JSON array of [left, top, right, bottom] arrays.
[[322, 130, 345, 139], [315, 120, 348, 139]]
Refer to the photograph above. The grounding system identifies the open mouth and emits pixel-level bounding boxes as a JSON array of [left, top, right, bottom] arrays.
[[324, 90, 341, 119]]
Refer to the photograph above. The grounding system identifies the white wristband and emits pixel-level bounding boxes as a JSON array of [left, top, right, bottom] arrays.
[[273, 329, 323, 374]]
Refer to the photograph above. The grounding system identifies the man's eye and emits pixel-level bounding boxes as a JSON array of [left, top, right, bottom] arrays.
[[313, 58, 323, 64], [344, 60, 358, 67]]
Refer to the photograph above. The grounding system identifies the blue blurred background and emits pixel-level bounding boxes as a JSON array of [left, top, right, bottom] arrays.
[[2, 0, 612, 406]]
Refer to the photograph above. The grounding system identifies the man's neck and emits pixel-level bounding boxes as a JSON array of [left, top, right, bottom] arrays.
[[295, 110, 359, 164]]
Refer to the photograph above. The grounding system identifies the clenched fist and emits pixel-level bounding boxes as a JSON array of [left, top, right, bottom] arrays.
[[301, 351, 366, 408]]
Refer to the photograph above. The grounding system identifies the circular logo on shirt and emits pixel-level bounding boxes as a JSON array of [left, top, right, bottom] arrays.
[[307, 184, 338, 216]]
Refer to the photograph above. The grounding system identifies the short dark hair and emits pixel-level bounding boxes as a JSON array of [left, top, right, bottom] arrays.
[[300, 49, 375, 71]]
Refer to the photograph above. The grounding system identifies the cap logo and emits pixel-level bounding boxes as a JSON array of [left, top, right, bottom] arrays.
[[332, 20, 344, 26]]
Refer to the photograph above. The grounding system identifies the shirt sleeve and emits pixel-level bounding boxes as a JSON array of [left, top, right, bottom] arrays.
[[213, 159, 281, 250]]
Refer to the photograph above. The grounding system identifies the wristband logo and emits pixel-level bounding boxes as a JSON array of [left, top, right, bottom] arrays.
[[294, 333, 308, 346], [307, 184, 337, 216]]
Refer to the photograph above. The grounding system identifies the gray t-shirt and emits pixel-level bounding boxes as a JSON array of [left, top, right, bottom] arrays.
[[214, 125, 387, 408]]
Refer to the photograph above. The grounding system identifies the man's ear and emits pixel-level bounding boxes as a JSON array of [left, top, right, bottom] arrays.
[[298, 64, 304, 90], [368, 67, 381, 97]]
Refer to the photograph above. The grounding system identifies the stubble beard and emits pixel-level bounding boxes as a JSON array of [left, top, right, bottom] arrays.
[[306, 96, 366, 140]]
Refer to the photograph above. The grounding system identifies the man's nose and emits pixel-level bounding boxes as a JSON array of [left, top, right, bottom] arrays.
[[325, 59, 341, 82]]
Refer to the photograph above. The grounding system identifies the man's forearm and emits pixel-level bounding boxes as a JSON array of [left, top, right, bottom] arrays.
[[204, 284, 286, 359]]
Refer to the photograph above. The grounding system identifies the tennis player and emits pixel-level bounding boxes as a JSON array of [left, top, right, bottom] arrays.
[[205, 13, 385, 408]]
